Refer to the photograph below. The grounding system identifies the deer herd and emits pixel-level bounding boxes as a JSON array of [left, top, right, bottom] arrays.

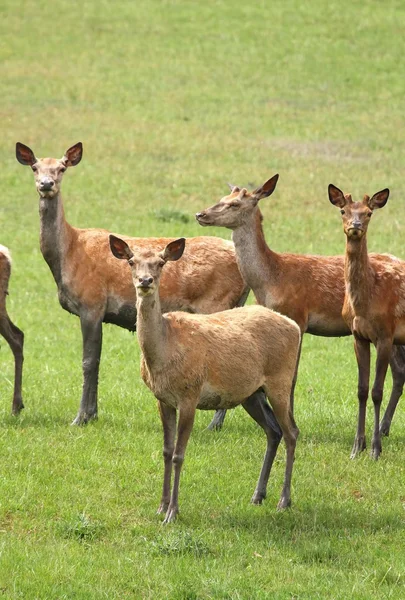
[[0, 142, 401, 523]]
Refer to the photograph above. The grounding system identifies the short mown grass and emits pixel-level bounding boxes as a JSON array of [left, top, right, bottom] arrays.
[[0, 0, 405, 598]]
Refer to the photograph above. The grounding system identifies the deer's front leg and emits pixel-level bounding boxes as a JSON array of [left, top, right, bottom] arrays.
[[157, 401, 176, 515], [351, 337, 370, 458], [371, 339, 391, 459], [163, 401, 196, 524], [71, 315, 103, 425]]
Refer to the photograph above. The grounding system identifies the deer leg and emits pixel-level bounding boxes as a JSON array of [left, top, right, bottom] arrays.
[[206, 408, 227, 431], [351, 337, 370, 459], [263, 381, 299, 510], [157, 401, 176, 515], [242, 390, 282, 505], [370, 340, 391, 459], [0, 316, 24, 415], [380, 345, 405, 436], [71, 316, 103, 425], [289, 335, 303, 413], [163, 401, 196, 524]]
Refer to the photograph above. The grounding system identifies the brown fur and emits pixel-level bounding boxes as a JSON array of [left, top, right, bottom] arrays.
[[16, 143, 248, 424], [0, 246, 24, 415], [196, 177, 405, 435], [329, 184, 403, 459], [110, 235, 301, 523]]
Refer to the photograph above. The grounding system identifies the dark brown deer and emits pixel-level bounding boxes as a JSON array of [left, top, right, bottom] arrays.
[[196, 175, 405, 437], [0, 245, 24, 415], [328, 184, 405, 458], [16, 142, 251, 425], [109, 235, 301, 523]]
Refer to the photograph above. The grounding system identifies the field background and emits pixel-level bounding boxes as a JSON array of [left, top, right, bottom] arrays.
[[1, 0, 405, 598]]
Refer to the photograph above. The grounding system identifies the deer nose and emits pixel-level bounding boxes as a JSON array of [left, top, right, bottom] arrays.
[[196, 212, 205, 220], [139, 276, 153, 286], [40, 179, 54, 190]]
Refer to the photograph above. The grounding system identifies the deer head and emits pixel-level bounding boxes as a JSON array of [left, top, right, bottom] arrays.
[[109, 236, 186, 296], [16, 142, 83, 199], [328, 184, 389, 240], [196, 174, 279, 230]]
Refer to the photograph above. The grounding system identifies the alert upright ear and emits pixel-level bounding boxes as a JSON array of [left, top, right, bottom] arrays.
[[368, 188, 389, 210], [16, 142, 37, 166], [252, 174, 279, 200], [328, 184, 347, 208], [162, 238, 186, 262], [63, 142, 83, 167], [109, 235, 134, 260]]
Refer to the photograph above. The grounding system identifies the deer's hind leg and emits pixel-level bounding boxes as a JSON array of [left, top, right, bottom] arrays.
[[242, 389, 282, 505], [262, 378, 299, 510], [0, 315, 24, 415]]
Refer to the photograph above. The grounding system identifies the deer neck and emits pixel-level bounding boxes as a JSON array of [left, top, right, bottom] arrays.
[[39, 192, 75, 286], [344, 236, 372, 316], [136, 289, 167, 368], [232, 209, 279, 303]]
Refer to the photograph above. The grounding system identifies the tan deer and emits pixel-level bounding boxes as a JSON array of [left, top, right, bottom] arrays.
[[328, 184, 405, 458], [0, 246, 24, 415], [196, 175, 405, 437], [16, 142, 251, 426], [109, 235, 301, 523]]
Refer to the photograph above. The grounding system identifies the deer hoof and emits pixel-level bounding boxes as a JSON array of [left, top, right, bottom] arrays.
[[162, 506, 178, 524], [71, 412, 98, 426], [379, 421, 391, 437], [277, 496, 291, 510]]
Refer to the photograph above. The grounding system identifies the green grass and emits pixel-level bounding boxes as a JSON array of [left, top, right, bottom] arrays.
[[1, 0, 405, 597]]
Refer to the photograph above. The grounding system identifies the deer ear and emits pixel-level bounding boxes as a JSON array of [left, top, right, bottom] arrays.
[[252, 174, 279, 200], [162, 238, 186, 262], [63, 142, 83, 167], [368, 188, 389, 210], [328, 184, 347, 208], [109, 235, 133, 260], [16, 142, 37, 166]]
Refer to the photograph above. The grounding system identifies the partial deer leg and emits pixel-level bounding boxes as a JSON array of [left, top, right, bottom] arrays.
[[207, 387, 279, 432], [370, 340, 391, 459], [206, 408, 226, 431], [157, 401, 176, 515], [163, 401, 196, 524], [242, 390, 282, 505], [71, 316, 103, 425], [380, 345, 405, 436], [0, 316, 24, 414], [263, 380, 299, 510], [289, 335, 303, 413], [351, 337, 370, 458]]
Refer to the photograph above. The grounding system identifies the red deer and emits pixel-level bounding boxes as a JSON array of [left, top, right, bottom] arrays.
[[196, 175, 405, 437], [16, 142, 251, 426], [0, 245, 24, 415], [109, 235, 301, 523], [328, 184, 405, 458]]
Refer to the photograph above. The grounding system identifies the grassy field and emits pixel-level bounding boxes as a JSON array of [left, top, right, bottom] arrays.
[[1, 0, 405, 598]]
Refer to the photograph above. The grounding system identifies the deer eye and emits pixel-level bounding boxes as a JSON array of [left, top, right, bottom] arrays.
[[128, 259, 134, 266], [340, 209, 345, 215], [32, 165, 37, 172], [368, 212, 372, 217], [229, 202, 240, 208], [60, 167, 66, 173]]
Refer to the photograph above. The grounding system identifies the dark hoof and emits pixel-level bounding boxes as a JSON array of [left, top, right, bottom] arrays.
[[379, 421, 391, 437], [277, 497, 291, 510], [12, 401, 24, 416], [71, 412, 98, 426], [162, 507, 178, 524], [350, 438, 366, 459]]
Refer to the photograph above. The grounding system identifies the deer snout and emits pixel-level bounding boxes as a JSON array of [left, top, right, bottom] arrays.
[[138, 276, 154, 287], [195, 211, 209, 226], [39, 178, 55, 191]]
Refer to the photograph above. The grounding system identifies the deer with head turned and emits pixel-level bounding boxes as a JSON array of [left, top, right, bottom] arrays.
[[328, 184, 405, 459], [0, 246, 24, 415], [16, 142, 251, 427], [196, 175, 405, 438], [109, 234, 301, 523]]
